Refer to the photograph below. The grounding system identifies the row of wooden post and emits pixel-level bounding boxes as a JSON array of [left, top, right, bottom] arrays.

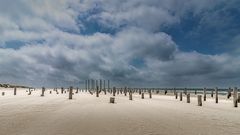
[[5, 86, 240, 108], [174, 87, 239, 107]]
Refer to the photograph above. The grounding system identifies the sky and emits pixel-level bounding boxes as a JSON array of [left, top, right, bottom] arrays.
[[0, 0, 240, 88]]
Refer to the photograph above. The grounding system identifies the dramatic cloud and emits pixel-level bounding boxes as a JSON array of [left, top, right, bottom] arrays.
[[0, 0, 240, 88]]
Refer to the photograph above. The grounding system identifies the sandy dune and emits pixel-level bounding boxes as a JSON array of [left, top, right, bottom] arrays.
[[0, 88, 239, 135]]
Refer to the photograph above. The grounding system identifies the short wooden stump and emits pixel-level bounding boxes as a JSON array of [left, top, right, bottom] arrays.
[[110, 97, 115, 103]]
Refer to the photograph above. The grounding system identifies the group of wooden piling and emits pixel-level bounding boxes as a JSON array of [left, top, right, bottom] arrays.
[[173, 87, 239, 107], [1, 85, 239, 108], [108, 87, 153, 103]]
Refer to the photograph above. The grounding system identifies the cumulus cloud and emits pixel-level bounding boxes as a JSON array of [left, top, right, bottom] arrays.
[[0, 0, 239, 87]]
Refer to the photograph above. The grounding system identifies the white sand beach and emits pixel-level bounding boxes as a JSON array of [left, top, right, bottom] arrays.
[[0, 88, 239, 135]]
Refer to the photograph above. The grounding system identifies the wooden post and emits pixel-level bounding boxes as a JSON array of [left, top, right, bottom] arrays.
[[69, 86, 73, 99], [124, 87, 127, 96], [215, 87, 218, 103], [2, 92, 5, 96], [85, 80, 87, 92], [104, 80, 106, 95], [41, 87, 45, 96], [175, 92, 178, 99], [96, 86, 99, 97], [187, 93, 190, 103], [100, 79, 102, 93], [129, 91, 133, 100], [103, 80, 107, 95], [110, 97, 115, 103], [195, 90, 197, 95], [61, 87, 64, 94], [198, 95, 202, 106], [141, 93, 144, 99], [164, 90, 167, 95], [211, 90, 213, 97], [180, 92, 182, 101], [203, 88, 206, 101], [149, 90, 152, 99], [28, 89, 31, 95], [227, 87, 232, 99], [113, 87, 116, 96], [233, 87, 238, 107], [14, 87, 17, 95], [76, 87, 79, 93]]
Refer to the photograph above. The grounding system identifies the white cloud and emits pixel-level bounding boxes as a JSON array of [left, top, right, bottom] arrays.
[[0, 0, 240, 88]]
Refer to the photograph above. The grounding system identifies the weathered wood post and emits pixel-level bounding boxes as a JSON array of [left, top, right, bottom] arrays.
[[141, 93, 144, 99], [100, 79, 102, 93], [195, 89, 197, 95], [198, 95, 202, 106], [124, 87, 127, 96], [69, 86, 73, 99], [28, 89, 31, 95], [233, 87, 238, 107], [215, 87, 218, 103], [187, 93, 190, 103], [129, 91, 133, 100], [113, 87, 116, 96], [165, 90, 168, 95], [203, 88, 206, 101], [227, 87, 232, 99], [175, 92, 178, 99], [76, 87, 79, 93], [110, 97, 115, 103], [96, 86, 99, 97], [41, 87, 45, 96], [94, 80, 96, 91], [85, 80, 87, 92], [139, 89, 142, 95], [149, 90, 152, 99], [180, 92, 182, 101], [14, 87, 17, 95], [211, 89, 213, 97], [104, 80, 106, 95], [61, 87, 64, 94]]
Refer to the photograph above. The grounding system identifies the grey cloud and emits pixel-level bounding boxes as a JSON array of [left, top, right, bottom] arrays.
[[113, 28, 177, 61], [0, 0, 240, 88], [78, 0, 227, 32]]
